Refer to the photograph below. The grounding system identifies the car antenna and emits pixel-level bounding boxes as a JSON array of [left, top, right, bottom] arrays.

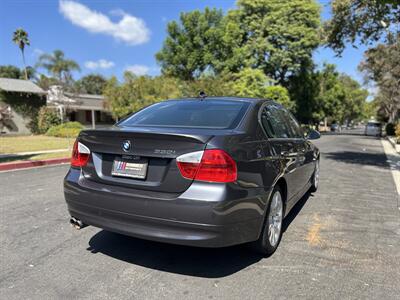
[[198, 91, 207, 100]]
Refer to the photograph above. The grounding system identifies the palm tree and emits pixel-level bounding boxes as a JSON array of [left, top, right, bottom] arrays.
[[12, 28, 30, 80], [36, 50, 80, 85]]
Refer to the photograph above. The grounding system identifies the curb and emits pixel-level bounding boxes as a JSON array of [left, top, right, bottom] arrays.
[[387, 136, 400, 154], [0, 157, 70, 172]]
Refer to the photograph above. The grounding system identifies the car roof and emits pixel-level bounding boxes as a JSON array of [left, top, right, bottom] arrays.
[[167, 96, 273, 105]]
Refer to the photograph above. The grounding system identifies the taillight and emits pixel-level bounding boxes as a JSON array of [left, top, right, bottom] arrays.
[[71, 140, 90, 167], [176, 149, 237, 183]]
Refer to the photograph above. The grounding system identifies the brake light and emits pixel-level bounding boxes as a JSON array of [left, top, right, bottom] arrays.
[[71, 140, 90, 167], [176, 149, 237, 183]]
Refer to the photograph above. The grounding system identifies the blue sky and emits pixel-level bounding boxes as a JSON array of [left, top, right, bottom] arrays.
[[0, 0, 368, 88]]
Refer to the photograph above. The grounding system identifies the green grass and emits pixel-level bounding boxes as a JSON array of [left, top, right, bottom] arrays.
[[0, 151, 71, 163], [0, 135, 75, 154]]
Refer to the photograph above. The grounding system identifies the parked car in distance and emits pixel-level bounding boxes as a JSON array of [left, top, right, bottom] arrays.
[[365, 121, 382, 136], [330, 123, 340, 132], [64, 97, 320, 256]]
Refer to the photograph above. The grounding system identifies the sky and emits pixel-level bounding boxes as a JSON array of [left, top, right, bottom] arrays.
[[0, 0, 370, 91]]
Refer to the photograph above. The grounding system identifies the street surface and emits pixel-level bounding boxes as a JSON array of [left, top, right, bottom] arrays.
[[1, 132, 399, 299]]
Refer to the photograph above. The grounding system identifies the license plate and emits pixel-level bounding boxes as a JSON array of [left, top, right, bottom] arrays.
[[112, 158, 148, 179]]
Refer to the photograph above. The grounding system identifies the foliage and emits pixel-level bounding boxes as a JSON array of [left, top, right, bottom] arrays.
[[385, 123, 396, 136], [36, 50, 80, 85], [230, 68, 272, 98], [324, 0, 400, 53], [287, 62, 320, 123], [312, 64, 368, 124], [180, 73, 232, 97], [156, 1, 321, 85], [0, 65, 21, 79], [0, 90, 45, 133], [395, 123, 400, 138], [35, 74, 59, 90], [222, 0, 321, 84], [74, 74, 107, 95], [46, 121, 84, 138], [12, 28, 30, 80], [103, 73, 182, 119], [37, 106, 61, 134], [264, 86, 294, 111], [156, 8, 225, 80], [359, 35, 400, 122]]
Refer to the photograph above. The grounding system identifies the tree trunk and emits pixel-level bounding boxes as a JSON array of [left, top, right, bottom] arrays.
[[21, 48, 28, 80]]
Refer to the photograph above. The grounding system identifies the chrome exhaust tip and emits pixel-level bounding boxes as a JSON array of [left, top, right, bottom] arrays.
[[70, 217, 87, 230]]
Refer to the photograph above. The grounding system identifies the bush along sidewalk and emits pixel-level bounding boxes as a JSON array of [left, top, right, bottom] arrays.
[[46, 122, 84, 138]]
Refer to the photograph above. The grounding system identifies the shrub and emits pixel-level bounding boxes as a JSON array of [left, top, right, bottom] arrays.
[[37, 107, 61, 134], [386, 123, 396, 136], [46, 122, 84, 138], [395, 123, 400, 144]]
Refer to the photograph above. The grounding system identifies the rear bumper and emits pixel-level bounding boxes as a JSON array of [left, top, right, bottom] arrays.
[[64, 168, 269, 247]]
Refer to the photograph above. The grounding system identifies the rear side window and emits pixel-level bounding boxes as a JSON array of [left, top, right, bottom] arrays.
[[119, 99, 250, 129], [260, 104, 291, 138], [367, 122, 381, 128], [280, 109, 303, 138]]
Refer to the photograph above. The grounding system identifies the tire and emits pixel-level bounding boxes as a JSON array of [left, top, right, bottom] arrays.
[[310, 159, 320, 193], [252, 186, 284, 256]]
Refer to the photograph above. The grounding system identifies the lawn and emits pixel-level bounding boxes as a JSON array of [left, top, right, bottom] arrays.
[[0, 135, 75, 154]]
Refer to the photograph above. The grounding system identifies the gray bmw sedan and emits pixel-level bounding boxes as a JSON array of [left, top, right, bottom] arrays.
[[64, 97, 320, 256]]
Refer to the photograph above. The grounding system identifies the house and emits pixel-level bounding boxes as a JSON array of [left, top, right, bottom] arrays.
[[47, 85, 114, 129], [0, 79, 115, 135], [0, 78, 46, 134]]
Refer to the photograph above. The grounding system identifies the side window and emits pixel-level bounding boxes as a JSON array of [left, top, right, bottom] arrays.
[[260, 104, 291, 138], [280, 109, 303, 138]]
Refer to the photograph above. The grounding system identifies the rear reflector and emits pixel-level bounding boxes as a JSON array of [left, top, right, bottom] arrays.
[[176, 149, 237, 183], [71, 140, 90, 167]]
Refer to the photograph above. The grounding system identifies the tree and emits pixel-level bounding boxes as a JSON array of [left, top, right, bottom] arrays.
[[338, 74, 368, 123], [0, 65, 21, 79], [359, 35, 400, 122], [325, 0, 400, 54], [156, 8, 224, 80], [12, 28, 30, 80], [75, 74, 107, 95], [36, 74, 59, 91], [36, 50, 80, 85], [103, 73, 182, 119], [231, 68, 295, 109], [222, 0, 321, 85], [156, 1, 321, 85]]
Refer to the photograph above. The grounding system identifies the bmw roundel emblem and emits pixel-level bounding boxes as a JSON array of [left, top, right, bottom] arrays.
[[122, 140, 131, 152]]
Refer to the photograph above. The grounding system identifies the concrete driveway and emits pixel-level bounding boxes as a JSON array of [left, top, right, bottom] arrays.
[[1, 133, 399, 299]]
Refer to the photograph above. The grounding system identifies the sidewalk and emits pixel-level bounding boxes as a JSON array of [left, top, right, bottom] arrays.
[[0, 148, 70, 159]]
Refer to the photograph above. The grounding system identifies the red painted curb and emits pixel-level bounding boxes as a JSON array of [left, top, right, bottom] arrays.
[[0, 157, 70, 172]]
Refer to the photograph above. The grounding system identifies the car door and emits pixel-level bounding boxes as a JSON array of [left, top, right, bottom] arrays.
[[279, 108, 314, 190], [259, 103, 301, 202]]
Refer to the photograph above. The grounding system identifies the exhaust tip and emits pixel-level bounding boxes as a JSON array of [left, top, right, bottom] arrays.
[[70, 217, 87, 230]]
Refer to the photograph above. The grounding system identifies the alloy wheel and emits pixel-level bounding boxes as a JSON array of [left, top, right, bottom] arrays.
[[267, 191, 283, 247]]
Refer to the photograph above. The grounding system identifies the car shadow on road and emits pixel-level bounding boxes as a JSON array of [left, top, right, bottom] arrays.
[[323, 151, 390, 169], [87, 231, 263, 278], [86, 192, 313, 278]]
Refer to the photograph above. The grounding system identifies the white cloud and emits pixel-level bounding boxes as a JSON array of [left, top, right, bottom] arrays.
[[125, 65, 150, 75], [84, 59, 115, 70], [59, 0, 150, 45]]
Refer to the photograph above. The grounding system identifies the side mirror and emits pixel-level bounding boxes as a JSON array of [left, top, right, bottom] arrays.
[[306, 129, 321, 140]]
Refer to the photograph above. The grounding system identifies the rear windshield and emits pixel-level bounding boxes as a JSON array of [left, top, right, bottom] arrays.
[[367, 122, 381, 127], [119, 99, 250, 129]]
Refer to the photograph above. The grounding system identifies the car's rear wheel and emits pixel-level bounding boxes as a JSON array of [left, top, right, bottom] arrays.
[[310, 159, 319, 192], [252, 186, 283, 256]]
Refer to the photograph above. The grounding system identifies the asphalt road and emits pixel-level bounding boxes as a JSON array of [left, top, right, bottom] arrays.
[[1, 133, 399, 299]]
